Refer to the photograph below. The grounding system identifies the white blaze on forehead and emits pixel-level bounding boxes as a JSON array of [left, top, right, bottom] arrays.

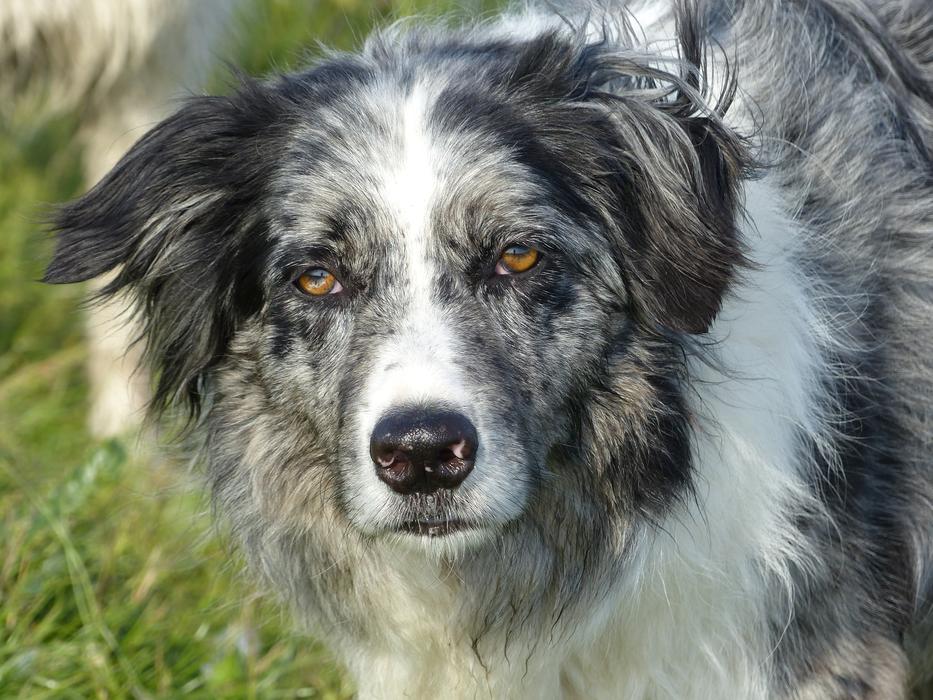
[[345, 84, 530, 530], [364, 82, 468, 419], [381, 82, 437, 311], [350, 82, 479, 515]]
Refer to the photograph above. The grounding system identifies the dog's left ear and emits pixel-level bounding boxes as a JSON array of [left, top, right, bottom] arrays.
[[530, 10, 752, 335], [608, 108, 749, 335]]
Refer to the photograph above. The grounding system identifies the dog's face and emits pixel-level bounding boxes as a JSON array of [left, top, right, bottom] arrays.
[[47, 26, 748, 559], [265, 81, 604, 541]]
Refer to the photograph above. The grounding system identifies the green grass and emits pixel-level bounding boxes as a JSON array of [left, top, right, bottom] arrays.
[[0, 1, 500, 697]]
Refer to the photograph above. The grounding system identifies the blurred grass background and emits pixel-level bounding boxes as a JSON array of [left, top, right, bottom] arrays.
[[0, 1, 498, 697]]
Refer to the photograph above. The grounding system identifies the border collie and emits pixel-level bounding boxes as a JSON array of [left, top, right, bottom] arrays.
[[44, 0, 933, 696]]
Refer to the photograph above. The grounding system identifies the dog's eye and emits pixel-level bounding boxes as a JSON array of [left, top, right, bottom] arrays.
[[295, 268, 342, 297], [495, 245, 540, 275]]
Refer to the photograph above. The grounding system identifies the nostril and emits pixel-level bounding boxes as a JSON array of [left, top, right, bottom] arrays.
[[448, 438, 472, 461], [370, 407, 478, 494], [374, 449, 408, 469], [432, 451, 474, 489]]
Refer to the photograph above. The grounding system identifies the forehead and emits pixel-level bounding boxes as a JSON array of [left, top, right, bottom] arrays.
[[270, 67, 552, 258]]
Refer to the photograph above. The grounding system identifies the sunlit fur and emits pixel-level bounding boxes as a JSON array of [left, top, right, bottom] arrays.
[[46, 0, 933, 696]]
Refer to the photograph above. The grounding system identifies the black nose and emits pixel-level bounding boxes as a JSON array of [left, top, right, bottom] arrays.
[[370, 408, 478, 495]]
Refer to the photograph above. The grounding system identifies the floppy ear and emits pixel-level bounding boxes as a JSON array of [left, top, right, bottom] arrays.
[[506, 20, 751, 334], [608, 7, 752, 335], [45, 80, 287, 414], [609, 108, 749, 335], [513, 13, 752, 334]]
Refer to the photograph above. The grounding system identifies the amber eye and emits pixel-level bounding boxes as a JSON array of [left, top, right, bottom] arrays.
[[496, 245, 540, 275], [295, 268, 342, 297]]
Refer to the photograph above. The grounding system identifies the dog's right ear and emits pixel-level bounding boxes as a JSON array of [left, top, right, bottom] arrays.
[[45, 81, 288, 414]]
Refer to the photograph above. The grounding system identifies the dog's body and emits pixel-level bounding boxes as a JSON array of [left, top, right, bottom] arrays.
[[46, 0, 933, 696], [2, 0, 238, 436]]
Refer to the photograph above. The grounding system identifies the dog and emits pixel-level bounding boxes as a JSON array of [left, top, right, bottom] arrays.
[[43, 0, 933, 696], [2, 0, 240, 436]]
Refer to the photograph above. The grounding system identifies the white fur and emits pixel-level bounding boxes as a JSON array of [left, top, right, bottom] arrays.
[[349, 84, 530, 539], [337, 5, 842, 693], [338, 176, 834, 699]]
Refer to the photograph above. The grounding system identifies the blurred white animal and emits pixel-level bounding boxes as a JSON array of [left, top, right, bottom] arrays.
[[1, 0, 241, 436]]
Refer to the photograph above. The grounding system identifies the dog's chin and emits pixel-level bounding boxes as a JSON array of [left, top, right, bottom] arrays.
[[386, 518, 497, 556], [348, 470, 529, 554], [395, 516, 479, 538], [358, 503, 512, 555]]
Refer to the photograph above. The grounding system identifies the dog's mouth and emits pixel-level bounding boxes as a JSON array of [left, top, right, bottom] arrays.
[[385, 491, 485, 538], [362, 474, 524, 542], [396, 517, 477, 538]]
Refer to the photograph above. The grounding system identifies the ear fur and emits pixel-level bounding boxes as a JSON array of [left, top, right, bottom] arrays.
[[599, 5, 753, 335], [614, 109, 750, 335], [508, 6, 753, 334], [45, 79, 289, 415], [622, 5, 751, 334]]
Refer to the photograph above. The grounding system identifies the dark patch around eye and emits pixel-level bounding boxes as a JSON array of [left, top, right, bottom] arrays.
[[433, 271, 460, 305], [268, 300, 344, 361], [231, 225, 271, 320], [269, 310, 294, 359], [537, 287, 574, 339]]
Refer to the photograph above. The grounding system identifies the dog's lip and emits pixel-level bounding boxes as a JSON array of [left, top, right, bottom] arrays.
[[396, 517, 477, 537]]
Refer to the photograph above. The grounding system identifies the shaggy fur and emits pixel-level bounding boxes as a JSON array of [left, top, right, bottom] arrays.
[[45, 0, 933, 696], [2, 0, 239, 436]]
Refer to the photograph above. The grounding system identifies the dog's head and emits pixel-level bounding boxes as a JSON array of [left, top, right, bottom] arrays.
[[46, 14, 749, 557]]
